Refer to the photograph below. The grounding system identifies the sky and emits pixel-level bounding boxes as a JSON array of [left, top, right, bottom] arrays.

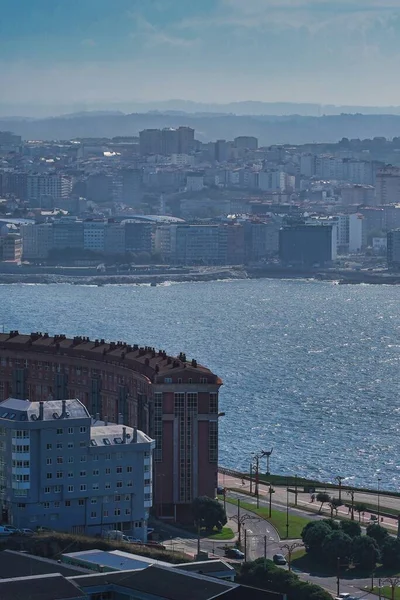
[[1, 0, 400, 113]]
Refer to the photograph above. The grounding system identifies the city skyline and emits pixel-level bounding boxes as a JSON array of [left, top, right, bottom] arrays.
[[2, 0, 400, 113]]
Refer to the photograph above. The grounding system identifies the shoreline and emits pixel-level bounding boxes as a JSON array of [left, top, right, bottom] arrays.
[[0, 266, 399, 285]]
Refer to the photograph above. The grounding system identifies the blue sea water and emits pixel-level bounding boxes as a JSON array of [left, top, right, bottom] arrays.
[[1, 279, 400, 491]]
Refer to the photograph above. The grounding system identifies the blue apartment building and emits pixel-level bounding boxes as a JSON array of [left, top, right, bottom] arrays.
[[0, 398, 155, 539]]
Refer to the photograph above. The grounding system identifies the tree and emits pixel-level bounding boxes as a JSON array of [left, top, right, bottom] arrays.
[[321, 531, 352, 567], [354, 502, 367, 523], [352, 535, 380, 570], [321, 518, 340, 531], [316, 492, 331, 513], [381, 537, 400, 569], [329, 498, 342, 517], [340, 520, 361, 538], [192, 496, 227, 531], [366, 523, 389, 548], [302, 521, 332, 556]]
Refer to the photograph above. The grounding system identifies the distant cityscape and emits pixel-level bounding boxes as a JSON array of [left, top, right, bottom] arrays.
[[2, 127, 400, 270]]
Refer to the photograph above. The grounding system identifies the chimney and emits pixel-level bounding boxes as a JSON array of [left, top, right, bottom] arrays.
[[122, 427, 127, 444], [104, 416, 108, 426], [61, 399, 66, 417], [133, 427, 138, 443], [39, 401, 44, 420], [118, 413, 123, 425], [95, 413, 100, 422]]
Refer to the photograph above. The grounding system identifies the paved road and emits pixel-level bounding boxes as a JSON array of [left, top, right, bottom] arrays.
[[220, 473, 400, 532]]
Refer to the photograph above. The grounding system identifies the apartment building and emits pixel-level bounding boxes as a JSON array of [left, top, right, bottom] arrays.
[[0, 398, 154, 538]]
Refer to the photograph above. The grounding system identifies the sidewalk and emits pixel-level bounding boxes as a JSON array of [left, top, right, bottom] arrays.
[[219, 473, 400, 532]]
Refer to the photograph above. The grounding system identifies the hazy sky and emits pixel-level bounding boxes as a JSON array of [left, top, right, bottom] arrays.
[[2, 0, 400, 109]]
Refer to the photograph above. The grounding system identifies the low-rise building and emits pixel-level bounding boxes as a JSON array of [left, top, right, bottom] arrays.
[[0, 398, 154, 539]]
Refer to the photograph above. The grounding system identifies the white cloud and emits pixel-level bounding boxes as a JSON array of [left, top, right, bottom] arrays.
[[130, 13, 197, 48]]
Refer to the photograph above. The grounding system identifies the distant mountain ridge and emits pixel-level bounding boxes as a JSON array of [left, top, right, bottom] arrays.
[[5, 111, 400, 145]]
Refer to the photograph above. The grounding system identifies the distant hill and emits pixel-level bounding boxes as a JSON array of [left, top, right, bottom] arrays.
[[5, 111, 400, 144]]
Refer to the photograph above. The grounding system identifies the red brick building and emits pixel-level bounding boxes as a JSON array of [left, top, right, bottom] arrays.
[[0, 331, 222, 522]]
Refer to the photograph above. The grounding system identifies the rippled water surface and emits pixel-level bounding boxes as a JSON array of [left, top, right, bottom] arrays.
[[1, 280, 400, 490]]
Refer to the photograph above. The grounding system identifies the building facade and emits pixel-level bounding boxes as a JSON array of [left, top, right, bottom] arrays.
[[279, 223, 334, 266], [0, 398, 154, 537], [0, 332, 222, 521]]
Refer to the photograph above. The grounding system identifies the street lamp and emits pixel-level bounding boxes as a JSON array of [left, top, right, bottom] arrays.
[[280, 542, 304, 571], [335, 476, 344, 503], [377, 477, 382, 521], [252, 449, 272, 508]]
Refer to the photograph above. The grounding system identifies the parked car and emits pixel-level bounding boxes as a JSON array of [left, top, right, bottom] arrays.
[[144, 541, 166, 550], [0, 526, 13, 536], [217, 486, 225, 495], [20, 528, 34, 536], [122, 536, 142, 544], [225, 548, 245, 560], [273, 554, 287, 565], [1, 525, 20, 535]]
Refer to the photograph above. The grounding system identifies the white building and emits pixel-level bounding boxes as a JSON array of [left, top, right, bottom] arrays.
[[186, 173, 204, 192], [26, 175, 72, 204], [171, 154, 194, 167], [258, 170, 286, 191], [20, 223, 54, 260]]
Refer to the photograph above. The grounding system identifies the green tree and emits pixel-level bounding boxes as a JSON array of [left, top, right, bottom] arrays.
[[354, 502, 367, 523], [329, 498, 342, 517], [351, 535, 380, 570], [366, 524, 389, 548], [302, 521, 332, 556], [321, 518, 340, 531], [322, 531, 352, 567], [192, 496, 227, 531], [340, 520, 361, 538], [381, 537, 400, 569], [316, 492, 331, 513]]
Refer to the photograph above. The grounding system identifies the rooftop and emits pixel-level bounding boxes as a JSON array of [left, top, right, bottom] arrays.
[[63, 549, 171, 572], [0, 550, 90, 579], [0, 398, 89, 423], [0, 331, 221, 385], [0, 573, 86, 600]]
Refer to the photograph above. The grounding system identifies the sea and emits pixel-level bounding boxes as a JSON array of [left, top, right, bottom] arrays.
[[1, 279, 400, 491]]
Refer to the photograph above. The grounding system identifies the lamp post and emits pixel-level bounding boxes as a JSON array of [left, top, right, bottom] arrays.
[[377, 477, 382, 521], [252, 449, 271, 509], [281, 542, 304, 571], [335, 475, 344, 503], [286, 480, 289, 539]]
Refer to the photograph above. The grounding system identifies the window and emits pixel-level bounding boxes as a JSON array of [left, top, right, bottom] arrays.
[[145, 493, 151, 501], [46, 443, 52, 450], [68, 457, 74, 464], [90, 511, 97, 518], [114, 494, 121, 502], [65, 500, 71, 507], [125, 508, 131, 515], [209, 393, 218, 414], [80, 426, 87, 433], [116, 452, 122, 460], [127, 466, 132, 473], [57, 456, 63, 464], [105, 468, 111, 475], [209, 420, 218, 463], [91, 498, 97, 504], [67, 442, 74, 449], [68, 427, 74, 434], [164, 377, 172, 383], [105, 483, 111, 489], [127, 481, 133, 487], [80, 455, 87, 462], [92, 483, 99, 490], [144, 478, 151, 486], [200, 377, 208, 384], [78, 498, 84, 506], [93, 454, 98, 461], [54, 485, 61, 493], [114, 508, 121, 516], [68, 485, 74, 492], [124, 494, 130, 501], [46, 473, 52, 479], [46, 458, 52, 465], [116, 466, 122, 474], [92, 469, 99, 476], [80, 484, 86, 491], [56, 442, 63, 449], [44, 486, 51, 494], [54, 501, 60, 508], [79, 441, 86, 448], [103, 510, 109, 517], [80, 471, 86, 477], [56, 428, 63, 435], [105, 453, 111, 460], [116, 481, 122, 488], [68, 471, 73, 478], [43, 502, 50, 509], [56, 471, 63, 479]]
